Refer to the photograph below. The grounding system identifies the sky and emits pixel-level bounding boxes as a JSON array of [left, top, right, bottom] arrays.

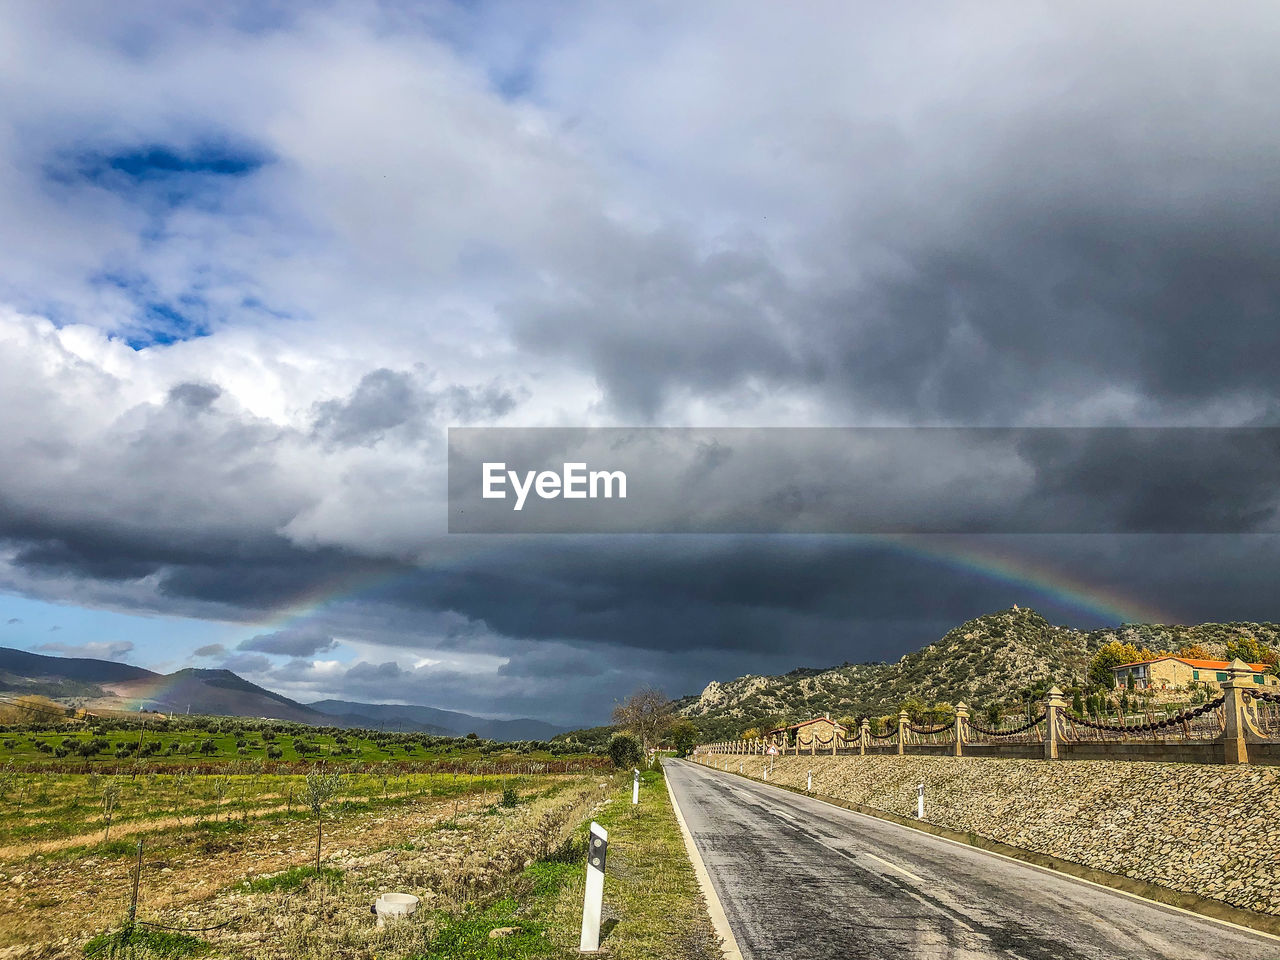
[[1, 1, 1279, 727]]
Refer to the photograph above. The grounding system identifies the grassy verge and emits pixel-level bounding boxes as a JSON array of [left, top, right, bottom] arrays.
[[409, 765, 719, 960], [83, 925, 208, 958]]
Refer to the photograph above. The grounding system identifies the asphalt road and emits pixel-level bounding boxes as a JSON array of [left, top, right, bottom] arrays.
[[664, 760, 1280, 960]]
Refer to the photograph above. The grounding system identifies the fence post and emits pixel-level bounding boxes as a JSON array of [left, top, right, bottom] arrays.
[[1221, 658, 1251, 765], [810, 734, 816, 756], [897, 710, 909, 755], [954, 702, 967, 758], [1042, 686, 1065, 759], [860, 718, 869, 755], [128, 838, 143, 925]]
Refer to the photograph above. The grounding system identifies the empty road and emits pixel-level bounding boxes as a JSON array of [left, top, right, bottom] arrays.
[[664, 760, 1280, 960]]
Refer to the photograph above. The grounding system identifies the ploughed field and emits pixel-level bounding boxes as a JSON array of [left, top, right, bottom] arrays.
[[0, 767, 613, 958]]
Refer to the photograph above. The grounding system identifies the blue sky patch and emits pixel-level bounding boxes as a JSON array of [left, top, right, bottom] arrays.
[[45, 139, 271, 211], [123, 302, 212, 350]]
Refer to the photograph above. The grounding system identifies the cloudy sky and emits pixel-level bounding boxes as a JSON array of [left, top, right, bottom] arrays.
[[2, 1, 1279, 726]]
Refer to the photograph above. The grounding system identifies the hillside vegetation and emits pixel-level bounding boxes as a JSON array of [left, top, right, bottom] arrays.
[[676, 607, 1280, 740]]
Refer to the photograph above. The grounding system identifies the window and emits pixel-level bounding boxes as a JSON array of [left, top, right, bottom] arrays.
[[1216, 672, 1228, 682], [1254, 674, 1265, 684], [1192, 670, 1199, 680]]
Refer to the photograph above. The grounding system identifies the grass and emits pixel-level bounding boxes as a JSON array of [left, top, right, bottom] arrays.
[[0, 770, 544, 848], [83, 925, 207, 958], [246, 864, 344, 893], [414, 897, 560, 959], [405, 765, 718, 960]]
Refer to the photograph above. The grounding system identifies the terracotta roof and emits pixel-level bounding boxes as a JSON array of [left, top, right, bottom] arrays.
[[1113, 657, 1269, 671]]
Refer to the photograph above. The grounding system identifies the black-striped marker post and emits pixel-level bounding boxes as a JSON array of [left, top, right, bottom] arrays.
[[579, 821, 608, 952]]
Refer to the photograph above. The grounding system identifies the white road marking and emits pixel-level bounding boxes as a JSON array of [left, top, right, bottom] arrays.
[[855, 850, 928, 885]]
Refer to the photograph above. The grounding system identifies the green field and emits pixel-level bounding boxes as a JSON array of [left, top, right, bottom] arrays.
[[0, 768, 527, 850], [0, 717, 598, 771]]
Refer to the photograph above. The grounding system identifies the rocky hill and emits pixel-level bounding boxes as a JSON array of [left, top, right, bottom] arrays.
[[676, 607, 1280, 740]]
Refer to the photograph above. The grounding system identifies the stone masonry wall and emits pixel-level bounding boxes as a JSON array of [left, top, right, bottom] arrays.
[[701, 754, 1280, 917]]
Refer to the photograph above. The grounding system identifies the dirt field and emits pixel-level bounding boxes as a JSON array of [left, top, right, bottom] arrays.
[[0, 771, 610, 958]]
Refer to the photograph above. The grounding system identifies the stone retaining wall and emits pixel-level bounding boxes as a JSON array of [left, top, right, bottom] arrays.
[[705, 754, 1280, 917]]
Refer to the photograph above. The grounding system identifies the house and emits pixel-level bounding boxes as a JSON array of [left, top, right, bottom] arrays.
[[764, 716, 850, 747], [1112, 657, 1277, 692]]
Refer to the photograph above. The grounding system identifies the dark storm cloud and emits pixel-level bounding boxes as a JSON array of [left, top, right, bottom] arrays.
[[238, 626, 337, 658], [506, 7, 1280, 425], [513, 239, 811, 417]]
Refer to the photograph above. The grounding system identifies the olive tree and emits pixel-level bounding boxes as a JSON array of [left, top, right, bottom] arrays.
[[611, 688, 673, 756], [304, 771, 344, 874]]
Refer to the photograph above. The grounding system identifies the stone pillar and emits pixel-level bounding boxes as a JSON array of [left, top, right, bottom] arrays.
[[832, 728, 838, 756], [810, 735, 816, 756], [860, 718, 869, 755], [1043, 686, 1066, 760], [954, 701, 968, 758], [1221, 658, 1251, 765], [897, 710, 909, 755]]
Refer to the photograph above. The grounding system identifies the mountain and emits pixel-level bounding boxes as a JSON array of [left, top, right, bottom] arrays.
[[306, 699, 567, 741], [0, 646, 157, 699], [675, 607, 1280, 739], [78, 666, 324, 723], [0, 646, 565, 739]]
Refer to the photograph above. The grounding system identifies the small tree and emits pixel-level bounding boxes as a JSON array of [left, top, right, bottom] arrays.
[[304, 771, 343, 874], [101, 778, 121, 843], [607, 733, 643, 769], [611, 688, 673, 755], [668, 719, 700, 757], [211, 776, 230, 821]]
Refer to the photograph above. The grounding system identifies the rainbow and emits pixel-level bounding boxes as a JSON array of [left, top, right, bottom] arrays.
[[237, 536, 1175, 648], [877, 536, 1174, 625]]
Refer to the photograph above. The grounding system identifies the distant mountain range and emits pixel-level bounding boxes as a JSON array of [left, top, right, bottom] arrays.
[[0, 646, 566, 741], [676, 607, 1280, 740], [306, 700, 565, 741]]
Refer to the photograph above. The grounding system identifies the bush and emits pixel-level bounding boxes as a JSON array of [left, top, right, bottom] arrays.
[[607, 733, 642, 769], [501, 786, 518, 807]]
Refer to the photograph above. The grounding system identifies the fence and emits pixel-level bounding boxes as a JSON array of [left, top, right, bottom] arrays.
[[696, 658, 1280, 766]]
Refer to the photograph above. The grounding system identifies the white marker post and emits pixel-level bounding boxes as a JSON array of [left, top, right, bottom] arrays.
[[916, 783, 925, 819], [632, 768, 640, 805], [579, 821, 608, 953]]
